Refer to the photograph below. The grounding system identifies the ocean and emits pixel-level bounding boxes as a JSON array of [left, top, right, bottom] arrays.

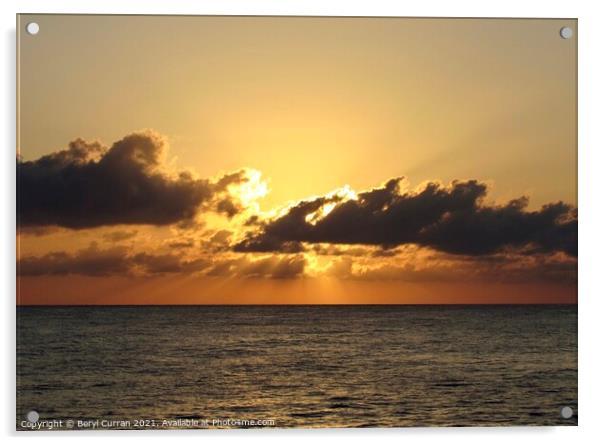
[[16, 305, 577, 429]]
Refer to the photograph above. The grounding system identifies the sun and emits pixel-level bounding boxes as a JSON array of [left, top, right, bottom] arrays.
[[233, 169, 269, 208]]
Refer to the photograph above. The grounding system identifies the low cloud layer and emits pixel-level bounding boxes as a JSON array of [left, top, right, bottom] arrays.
[[18, 244, 133, 277], [17, 243, 208, 277], [235, 177, 577, 257], [18, 131, 250, 228], [206, 255, 306, 279], [325, 251, 576, 284], [17, 243, 305, 280], [18, 241, 573, 284]]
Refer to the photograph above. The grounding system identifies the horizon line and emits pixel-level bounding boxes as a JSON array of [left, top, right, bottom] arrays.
[[16, 303, 578, 307]]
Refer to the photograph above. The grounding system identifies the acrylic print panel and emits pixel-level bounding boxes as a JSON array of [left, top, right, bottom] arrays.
[[16, 15, 577, 429]]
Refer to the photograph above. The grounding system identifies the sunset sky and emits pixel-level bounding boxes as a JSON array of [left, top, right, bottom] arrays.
[[17, 15, 577, 304]]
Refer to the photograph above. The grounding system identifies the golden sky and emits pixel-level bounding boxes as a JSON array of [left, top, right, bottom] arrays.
[[17, 15, 577, 304]]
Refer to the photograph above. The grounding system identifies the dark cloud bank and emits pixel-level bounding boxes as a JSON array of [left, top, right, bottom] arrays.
[[235, 178, 577, 257], [18, 131, 249, 228]]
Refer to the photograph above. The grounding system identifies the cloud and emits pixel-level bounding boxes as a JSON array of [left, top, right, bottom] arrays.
[[235, 177, 577, 257], [325, 257, 353, 279], [102, 230, 138, 242], [17, 243, 210, 277], [17, 243, 305, 279], [311, 244, 371, 257], [206, 255, 306, 279], [167, 240, 196, 249], [270, 255, 306, 279], [322, 249, 576, 284], [18, 244, 132, 277], [365, 254, 577, 284], [131, 252, 186, 274], [17, 131, 252, 229]]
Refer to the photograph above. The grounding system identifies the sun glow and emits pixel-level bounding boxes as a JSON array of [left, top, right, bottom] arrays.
[[233, 169, 269, 209], [304, 185, 358, 225]]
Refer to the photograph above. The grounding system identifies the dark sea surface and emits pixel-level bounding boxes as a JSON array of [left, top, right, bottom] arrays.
[[17, 305, 577, 429]]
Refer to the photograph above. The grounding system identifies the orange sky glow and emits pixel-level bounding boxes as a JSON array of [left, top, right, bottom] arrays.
[[17, 16, 577, 304]]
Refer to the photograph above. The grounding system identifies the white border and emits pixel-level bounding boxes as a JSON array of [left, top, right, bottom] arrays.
[[2, 1, 601, 444]]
